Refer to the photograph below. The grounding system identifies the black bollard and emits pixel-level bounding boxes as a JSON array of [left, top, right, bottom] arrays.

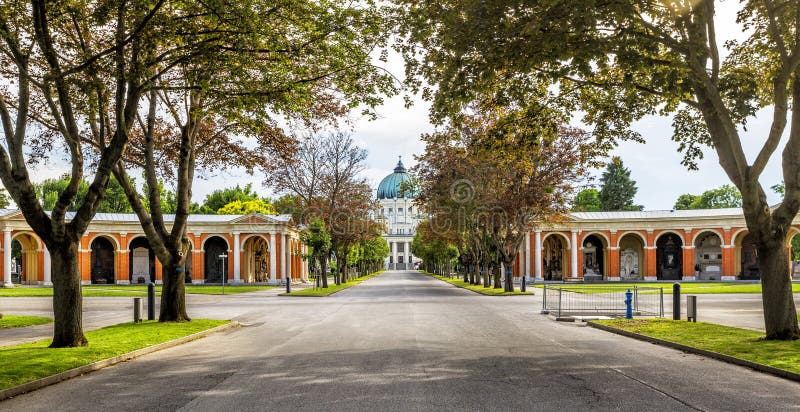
[[672, 282, 681, 320], [147, 282, 156, 321], [521, 277, 526, 292], [286, 276, 291, 294]]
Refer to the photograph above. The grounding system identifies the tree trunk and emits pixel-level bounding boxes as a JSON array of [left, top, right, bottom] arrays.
[[160, 261, 190, 322], [492, 262, 502, 289], [758, 236, 800, 340], [50, 241, 87, 347], [321, 257, 329, 288], [504, 262, 515, 292]]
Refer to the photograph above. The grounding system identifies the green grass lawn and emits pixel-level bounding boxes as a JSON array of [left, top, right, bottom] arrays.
[[0, 285, 277, 297], [0, 319, 229, 391], [0, 315, 52, 329], [284, 271, 384, 297], [428, 273, 533, 295], [594, 317, 800, 375], [535, 282, 800, 294]]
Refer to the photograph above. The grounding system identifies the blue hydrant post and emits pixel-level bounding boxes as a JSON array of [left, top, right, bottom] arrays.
[[625, 289, 633, 319]]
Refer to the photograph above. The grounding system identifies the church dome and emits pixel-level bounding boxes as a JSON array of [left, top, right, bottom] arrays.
[[377, 158, 415, 200]]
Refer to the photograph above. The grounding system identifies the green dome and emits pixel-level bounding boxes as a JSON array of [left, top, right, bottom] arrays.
[[377, 159, 415, 200]]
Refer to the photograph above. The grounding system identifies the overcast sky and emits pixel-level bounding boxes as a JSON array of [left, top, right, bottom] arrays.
[[27, 6, 788, 211]]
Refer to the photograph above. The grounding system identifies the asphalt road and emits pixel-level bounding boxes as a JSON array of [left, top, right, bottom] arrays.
[[3, 271, 800, 411]]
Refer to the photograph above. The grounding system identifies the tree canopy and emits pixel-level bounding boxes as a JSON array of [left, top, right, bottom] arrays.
[[394, 0, 800, 339], [572, 188, 602, 212], [598, 158, 643, 211], [674, 185, 743, 210]]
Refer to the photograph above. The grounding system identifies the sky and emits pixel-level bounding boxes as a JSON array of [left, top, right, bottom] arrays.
[[24, 6, 789, 211]]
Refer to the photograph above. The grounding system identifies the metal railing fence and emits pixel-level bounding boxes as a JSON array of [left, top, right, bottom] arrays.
[[542, 285, 664, 318]]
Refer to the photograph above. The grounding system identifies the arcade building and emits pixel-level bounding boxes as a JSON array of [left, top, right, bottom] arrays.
[[511, 208, 800, 282], [0, 210, 308, 287]]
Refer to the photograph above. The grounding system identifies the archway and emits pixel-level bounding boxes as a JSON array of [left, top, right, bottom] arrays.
[[129, 236, 155, 284], [618, 232, 645, 280], [243, 236, 270, 283], [582, 234, 607, 280], [542, 234, 568, 280], [204, 236, 229, 283], [790, 230, 800, 278], [694, 231, 723, 280], [656, 233, 683, 280], [90, 237, 116, 284], [11, 233, 39, 284], [738, 233, 760, 280]]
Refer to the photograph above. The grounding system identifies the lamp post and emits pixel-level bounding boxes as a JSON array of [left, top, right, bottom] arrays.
[[219, 253, 228, 295]]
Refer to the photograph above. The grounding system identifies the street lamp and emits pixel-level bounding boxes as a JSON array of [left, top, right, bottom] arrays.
[[219, 253, 228, 295]]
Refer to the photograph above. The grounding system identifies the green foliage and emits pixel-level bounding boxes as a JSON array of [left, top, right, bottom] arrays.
[[273, 194, 301, 216], [0, 188, 10, 209], [302, 218, 332, 261], [199, 184, 263, 214], [674, 185, 742, 210], [572, 188, 602, 212], [598, 158, 642, 211], [36, 174, 134, 213], [216, 199, 275, 215]]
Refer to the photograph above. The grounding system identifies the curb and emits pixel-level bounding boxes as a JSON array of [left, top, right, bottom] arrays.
[[586, 321, 800, 383], [0, 321, 240, 401]]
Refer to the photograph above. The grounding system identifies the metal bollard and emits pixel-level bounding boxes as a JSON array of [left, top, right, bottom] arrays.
[[625, 289, 633, 319], [521, 277, 526, 292], [285, 276, 291, 294], [133, 297, 142, 323], [147, 282, 156, 321], [673, 282, 681, 320], [687, 295, 697, 322]]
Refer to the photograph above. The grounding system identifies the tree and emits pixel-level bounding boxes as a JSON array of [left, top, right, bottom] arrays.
[[674, 194, 700, 210], [598, 158, 643, 211], [301, 218, 332, 287], [217, 199, 275, 215], [415, 105, 600, 292], [199, 184, 262, 214], [395, 0, 800, 339], [674, 185, 743, 209], [267, 132, 384, 286], [0, 0, 169, 347], [112, 0, 396, 320], [572, 189, 602, 212]]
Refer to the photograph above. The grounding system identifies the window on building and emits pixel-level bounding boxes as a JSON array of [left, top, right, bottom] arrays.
[[398, 207, 403, 214], [409, 207, 413, 214], [388, 207, 393, 214]]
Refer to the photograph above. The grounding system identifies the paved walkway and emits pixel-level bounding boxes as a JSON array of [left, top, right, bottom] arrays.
[[2, 270, 799, 411]]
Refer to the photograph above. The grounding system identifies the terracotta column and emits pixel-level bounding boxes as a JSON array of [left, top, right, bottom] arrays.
[[644, 247, 657, 281], [607, 247, 620, 281], [682, 245, 696, 281]]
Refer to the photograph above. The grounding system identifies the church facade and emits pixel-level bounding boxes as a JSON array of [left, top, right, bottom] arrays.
[[511, 208, 800, 282], [0, 210, 308, 287], [376, 159, 424, 270]]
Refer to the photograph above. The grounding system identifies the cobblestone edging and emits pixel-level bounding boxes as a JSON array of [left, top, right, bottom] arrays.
[[587, 321, 800, 383], [0, 321, 240, 401]]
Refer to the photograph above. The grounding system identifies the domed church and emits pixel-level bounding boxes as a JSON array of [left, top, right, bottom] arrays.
[[377, 157, 423, 270]]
